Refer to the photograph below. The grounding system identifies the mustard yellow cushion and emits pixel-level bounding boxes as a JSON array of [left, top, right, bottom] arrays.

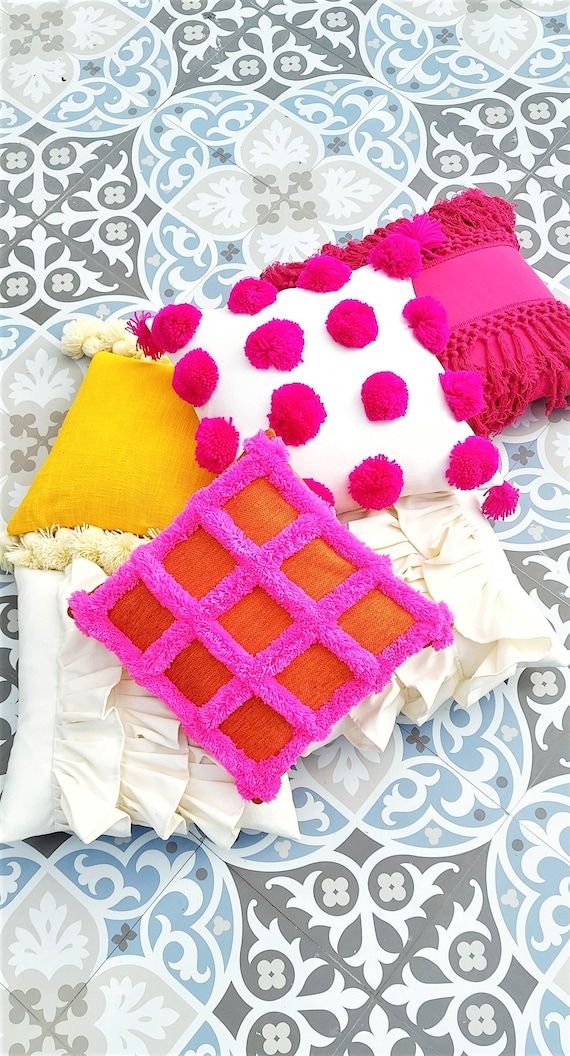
[[8, 352, 213, 537]]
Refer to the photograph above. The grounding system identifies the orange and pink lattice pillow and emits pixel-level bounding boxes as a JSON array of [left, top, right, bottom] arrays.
[[70, 432, 452, 801]]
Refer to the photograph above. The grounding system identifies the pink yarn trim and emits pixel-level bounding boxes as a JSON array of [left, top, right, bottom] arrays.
[[481, 481, 519, 520], [228, 277, 277, 315], [268, 382, 326, 445], [439, 370, 484, 422], [195, 416, 239, 473], [172, 348, 219, 406], [446, 436, 499, 490], [70, 432, 452, 802], [303, 478, 335, 506], [152, 303, 202, 354], [297, 254, 351, 293], [326, 299, 379, 348], [260, 190, 570, 437], [126, 311, 163, 360], [245, 319, 304, 371], [403, 296, 450, 355]]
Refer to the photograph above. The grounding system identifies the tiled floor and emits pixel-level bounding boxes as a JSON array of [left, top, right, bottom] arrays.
[[1, 1, 569, 1053]]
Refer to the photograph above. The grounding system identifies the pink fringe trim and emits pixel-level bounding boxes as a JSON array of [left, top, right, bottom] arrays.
[[260, 190, 570, 436]]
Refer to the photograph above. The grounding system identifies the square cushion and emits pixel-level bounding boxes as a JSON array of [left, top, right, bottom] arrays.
[[0, 559, 299, 847], [179, 263, 477, 513], [7, 351, 213, 537], [70, 432, 453, 801], [261, 189, 570, 438]]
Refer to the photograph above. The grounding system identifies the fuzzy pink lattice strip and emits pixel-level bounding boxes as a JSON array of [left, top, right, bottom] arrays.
[[70, 432, 452, 800]]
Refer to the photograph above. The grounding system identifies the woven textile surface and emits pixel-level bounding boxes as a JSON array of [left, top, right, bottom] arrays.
[[70, 432, 452, 800]]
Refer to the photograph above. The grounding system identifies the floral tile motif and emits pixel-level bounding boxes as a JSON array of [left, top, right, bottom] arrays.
[[0, 829, 201, 1037], [1, 6, 569, 1054], [132, 79, 421, 300], [536, 136, 570, 195], [491, 404, 570, 552], [359, 0, 570, 102], [0, 126, 138, 228], [508, 172, 570, 282], [409, 79, 570, 204], [0, 0, 175, 135], [398, 661, 570, 820], [18, 77, 426, 307], [380, 798, 570, 1056], [199, 725, 505, 991], [50, 846, 370, 1055]]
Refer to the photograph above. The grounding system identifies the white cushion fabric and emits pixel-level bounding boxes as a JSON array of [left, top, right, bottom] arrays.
[[184, 266, 475, 511], [0, 559, 299, 847], [345, 492, 567, 747]]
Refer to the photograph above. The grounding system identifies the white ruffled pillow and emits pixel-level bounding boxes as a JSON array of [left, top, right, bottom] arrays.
[[346, 492, 567, 746], [0, 559, 299, 847]]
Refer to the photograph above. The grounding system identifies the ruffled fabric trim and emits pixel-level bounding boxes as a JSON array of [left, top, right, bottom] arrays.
[[0, 524, 156, 575], [347, 492, 567, 745], [54, 559, 130, 841], [51, 559, 299, 845]]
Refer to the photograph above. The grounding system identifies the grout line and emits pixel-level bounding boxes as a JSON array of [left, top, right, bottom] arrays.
[[210, 847, 380, 998], [328, 993, 379, 1056], [50, 830, 206, 1027]]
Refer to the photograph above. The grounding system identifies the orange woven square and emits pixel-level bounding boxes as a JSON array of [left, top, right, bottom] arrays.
[[70, 433, 451, 800]]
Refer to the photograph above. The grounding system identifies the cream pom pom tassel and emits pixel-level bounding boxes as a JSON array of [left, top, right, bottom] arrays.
[[61, 317, 142, 360]]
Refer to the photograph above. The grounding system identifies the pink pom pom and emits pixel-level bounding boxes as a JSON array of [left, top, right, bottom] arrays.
[[151, 304, 202, 355], [245, 319, 304, 371], [368, 234, 423, 279], [481, 481, 520, 520], [172, 348, 218, 406], [439, 370, 484, 421], [303, 478, 335, 506], [227, 277, 277, 315], [326, 299, 379, 348], [398, 214, 446, 250], [195, 416, 239, 473], [361, 372, 408, 421], [268, 383, 326, 446], [446, 436, 499, 490], [297, 254, 351, 293], [348, 455, 404, 510], [403, 295, 449, 354], [126, 311, 163, 360]]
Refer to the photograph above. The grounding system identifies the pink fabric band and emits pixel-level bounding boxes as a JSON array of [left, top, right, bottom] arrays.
[[412, 246, 553, 329]]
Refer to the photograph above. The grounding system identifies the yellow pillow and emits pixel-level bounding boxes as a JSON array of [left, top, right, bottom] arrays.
[[8, 352, 213, 537]]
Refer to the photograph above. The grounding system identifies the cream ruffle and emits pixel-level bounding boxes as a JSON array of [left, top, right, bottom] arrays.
[[347, 492, 567, 749], [0, 524, 156, 575], [51, 559, 299, 846]]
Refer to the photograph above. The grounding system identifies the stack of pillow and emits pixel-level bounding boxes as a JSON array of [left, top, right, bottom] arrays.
[[1, 190, 567, 846]]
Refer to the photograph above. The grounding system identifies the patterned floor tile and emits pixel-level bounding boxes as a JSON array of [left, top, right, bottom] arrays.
[[0, 221, 153, 327], [392, 1, 569, 102], [379, 802, 570, 1056], [0, 829, 201, 1034], [509, 171, 570, 281], [0, 577, 18, 795], [0, 979, 71, 1056], [1, 0, 176, 137], [408, 77, 569, 205], [23, 77, 426, 307], [334, 998, 429, 1056], [536, 134, 570, 195], [201, 724, 505, 992], [49, 843, 370, 1055]]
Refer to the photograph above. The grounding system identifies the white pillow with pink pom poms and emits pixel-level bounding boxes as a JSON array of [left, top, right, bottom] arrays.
[[152, 244, 516, 518]]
